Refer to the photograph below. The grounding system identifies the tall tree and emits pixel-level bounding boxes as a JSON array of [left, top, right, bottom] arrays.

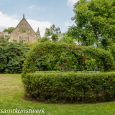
[[45, 24, 61, 42], [67, 0, 115, 48]]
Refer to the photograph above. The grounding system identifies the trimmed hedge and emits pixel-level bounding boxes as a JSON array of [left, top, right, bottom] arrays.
[[22, 43, 115, 103], [22, 72, 115, 103], [22, 42, 114, 74], [85, 46, 115, 71]]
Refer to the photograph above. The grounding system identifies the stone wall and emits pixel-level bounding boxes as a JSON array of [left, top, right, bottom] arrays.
[[0, 32, 10, 39]]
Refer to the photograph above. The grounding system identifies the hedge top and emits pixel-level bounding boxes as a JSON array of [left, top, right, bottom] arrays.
[[22, 42, 114, 75]]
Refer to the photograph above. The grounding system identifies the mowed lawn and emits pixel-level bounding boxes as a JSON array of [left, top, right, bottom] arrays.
[[0, 74, 115, 115]]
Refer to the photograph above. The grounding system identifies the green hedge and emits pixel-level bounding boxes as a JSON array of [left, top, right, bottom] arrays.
[[22, 42, 115, 103], [85, 46, 115, 71], [22, 72, 115, 103], [22, 42, 114, 74]]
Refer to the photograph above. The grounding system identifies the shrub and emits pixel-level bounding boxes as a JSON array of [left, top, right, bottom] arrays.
[[84, 46, 115, 71], [22, 42, 114, 74], [22, 72, 115, 103], [0, 46, 7, 71], [22, 42, 115, 103], [0, 41, 30, 73]]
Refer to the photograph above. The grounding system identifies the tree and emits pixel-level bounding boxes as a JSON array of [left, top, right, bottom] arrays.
[[39, 37, 51, 43], [68, 0, 115, 48], [45, 24, 61, 42], [59, 33, 75, 44], [0, 41, 30, 73], [67, 25, 95, 46], [3, 27, 15, 34]]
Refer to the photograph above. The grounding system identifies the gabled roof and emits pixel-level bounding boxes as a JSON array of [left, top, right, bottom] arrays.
[[10, 15, 37, 35]]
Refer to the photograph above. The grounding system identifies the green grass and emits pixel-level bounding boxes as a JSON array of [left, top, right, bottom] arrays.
[[0, 74, 115, 115]]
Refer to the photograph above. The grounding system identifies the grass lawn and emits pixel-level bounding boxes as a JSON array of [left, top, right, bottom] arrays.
[[0, 74, 115, 115]]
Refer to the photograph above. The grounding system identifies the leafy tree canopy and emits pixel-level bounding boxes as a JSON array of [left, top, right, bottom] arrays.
[[39, 37, 51, 43], [3, 27, 15, 34], [67, 0, 115, 49], [45, 24, 61, 42]]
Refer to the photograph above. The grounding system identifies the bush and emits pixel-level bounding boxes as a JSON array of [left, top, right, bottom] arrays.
[[0, 46, 7, 71], [22, 72, 115, 103], [0, 41, 30, 73], [22, 42, 114, 74], [84, 46, 115, 71], [22, 42, 115, 103]]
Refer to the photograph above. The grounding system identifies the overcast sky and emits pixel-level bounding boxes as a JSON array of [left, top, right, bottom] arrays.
[[0, 0, 79, 37]]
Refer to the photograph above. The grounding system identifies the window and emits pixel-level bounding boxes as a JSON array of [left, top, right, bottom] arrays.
[[22, 30, 26, 33]]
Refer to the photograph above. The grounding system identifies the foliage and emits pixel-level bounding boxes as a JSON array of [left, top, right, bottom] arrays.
[[108, 43, 115, 61], [39, 37, 51, 43], [22, 42, 114, 75], [66, 25, 95, 46], [0, 37, 9, 43], [59, 33, 74, 44], [3, 27, 15, 34], [85, 46, 115, 71], [45, 24, 61, 42], [23, 42, 38, 48], [0, 41, 30, 73], [22, 72, 115, 103], [67, 0, 115, 48]]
